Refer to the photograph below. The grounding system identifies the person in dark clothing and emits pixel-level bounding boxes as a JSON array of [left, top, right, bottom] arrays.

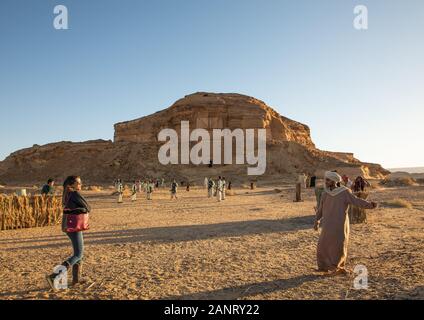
[[41, 178, 55, 195], [46, 176, 91, 290], [170, 180, 178, 199], [353, 176, 370, 192]]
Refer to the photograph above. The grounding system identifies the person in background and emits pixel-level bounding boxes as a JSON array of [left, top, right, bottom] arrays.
[[146, 180, 153, 200], [131, 181, 138, 202], [41, 178, 55, 196], [222, 177, 227, 200], [353, 176, 370, 192], [298, 173, 307, 189], [117, 180, 124, 203], [46, 176, 91, 289], [207, 178, 215, 198], [342, 175, 353, 189], [216, 176, 223, 202], [170, 179, 178, 199]]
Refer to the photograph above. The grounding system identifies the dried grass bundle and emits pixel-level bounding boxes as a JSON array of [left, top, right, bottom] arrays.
[[0, 195, 62, 230]]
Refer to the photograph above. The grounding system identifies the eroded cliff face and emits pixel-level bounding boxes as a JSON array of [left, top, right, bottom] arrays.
[[0, 92, 389, 184], [114, 92, 315, 148]]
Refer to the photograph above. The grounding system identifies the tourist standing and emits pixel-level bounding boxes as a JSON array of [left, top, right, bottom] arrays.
[[46, 176, 90, 289]]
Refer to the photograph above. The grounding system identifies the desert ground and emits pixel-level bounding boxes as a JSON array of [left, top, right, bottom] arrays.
[[0, 183, 423, 300]]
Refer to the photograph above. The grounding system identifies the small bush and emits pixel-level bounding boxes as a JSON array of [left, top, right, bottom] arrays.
[[226, 190, 236, 196], [383, 198, 413, 209], [380, 177, 418, 187], [88, 185, 102, 192]]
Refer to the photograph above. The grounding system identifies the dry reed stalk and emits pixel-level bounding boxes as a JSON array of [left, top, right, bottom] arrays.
[[0, 195, 63, 231]]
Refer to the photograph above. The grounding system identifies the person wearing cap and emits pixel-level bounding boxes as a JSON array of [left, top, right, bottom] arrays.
[[314, 171, 378, 275]]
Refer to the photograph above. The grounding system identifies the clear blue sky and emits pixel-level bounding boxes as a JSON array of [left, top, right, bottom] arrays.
[[0, 0, 423, 168]]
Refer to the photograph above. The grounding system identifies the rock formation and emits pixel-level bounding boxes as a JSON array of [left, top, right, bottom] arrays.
[[0, 92, 389, 185]]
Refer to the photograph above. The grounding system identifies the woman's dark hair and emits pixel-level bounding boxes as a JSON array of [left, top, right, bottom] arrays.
[[62, 176, 80, 205]]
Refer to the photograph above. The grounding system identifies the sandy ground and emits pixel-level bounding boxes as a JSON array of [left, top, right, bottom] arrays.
[[0, 184, 423, 300]]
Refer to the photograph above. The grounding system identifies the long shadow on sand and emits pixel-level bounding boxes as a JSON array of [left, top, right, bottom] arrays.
[[5, 215, 314, 251], [161, 274, 320, 300]]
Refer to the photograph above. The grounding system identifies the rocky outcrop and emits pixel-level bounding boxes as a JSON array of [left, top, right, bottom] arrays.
[[114, 92, 315, 148], [0, 92, 389, 184]]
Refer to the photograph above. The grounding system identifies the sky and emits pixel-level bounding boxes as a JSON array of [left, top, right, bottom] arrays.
[[0, 0, 423, 168]]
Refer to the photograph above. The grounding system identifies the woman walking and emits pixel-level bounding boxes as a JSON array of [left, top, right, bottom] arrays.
[[46, 176, 91, 290]]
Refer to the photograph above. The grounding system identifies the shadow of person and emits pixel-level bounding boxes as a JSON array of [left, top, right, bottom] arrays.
[[161, 274, 320, 300], [6, 215, 315, 251]]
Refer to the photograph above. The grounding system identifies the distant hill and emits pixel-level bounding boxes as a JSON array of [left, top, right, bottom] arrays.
[[389, 167, 424, 174]]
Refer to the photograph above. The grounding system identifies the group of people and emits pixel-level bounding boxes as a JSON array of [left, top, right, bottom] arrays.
[[114, 177, 232, 203], [114, 178, 185, 202], [44, 169, 379, 291], [205, 176, 229, 202], [114, 179, 157, 202]]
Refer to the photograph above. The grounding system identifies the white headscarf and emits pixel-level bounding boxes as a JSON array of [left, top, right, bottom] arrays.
[[325, 171, 342, 183], [324, 171, 347, 196]]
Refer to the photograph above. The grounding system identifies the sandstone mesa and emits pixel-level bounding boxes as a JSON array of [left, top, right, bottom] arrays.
[[0, 92, 389, 184]]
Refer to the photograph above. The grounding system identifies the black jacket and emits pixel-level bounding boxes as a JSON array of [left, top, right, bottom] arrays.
[[63, 191, 91, 215]]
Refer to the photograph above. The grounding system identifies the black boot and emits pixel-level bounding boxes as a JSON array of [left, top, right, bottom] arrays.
[[46, 261, 70, 291], [72, 261, 83, 286]]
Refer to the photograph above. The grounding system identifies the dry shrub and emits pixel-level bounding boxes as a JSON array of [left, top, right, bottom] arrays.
[[241, 183, 256, 189], [0, 195, 62, 230], [380, 177, 418, 187], [226, 190, 236, 196], [88, 185, 102, 192], [383, 198, 413, 209], [369, 181, 382, 189]]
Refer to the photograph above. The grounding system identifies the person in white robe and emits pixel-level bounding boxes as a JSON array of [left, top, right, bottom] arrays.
[[216, 176, 223, 202], [117, 182, 124, 203]]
